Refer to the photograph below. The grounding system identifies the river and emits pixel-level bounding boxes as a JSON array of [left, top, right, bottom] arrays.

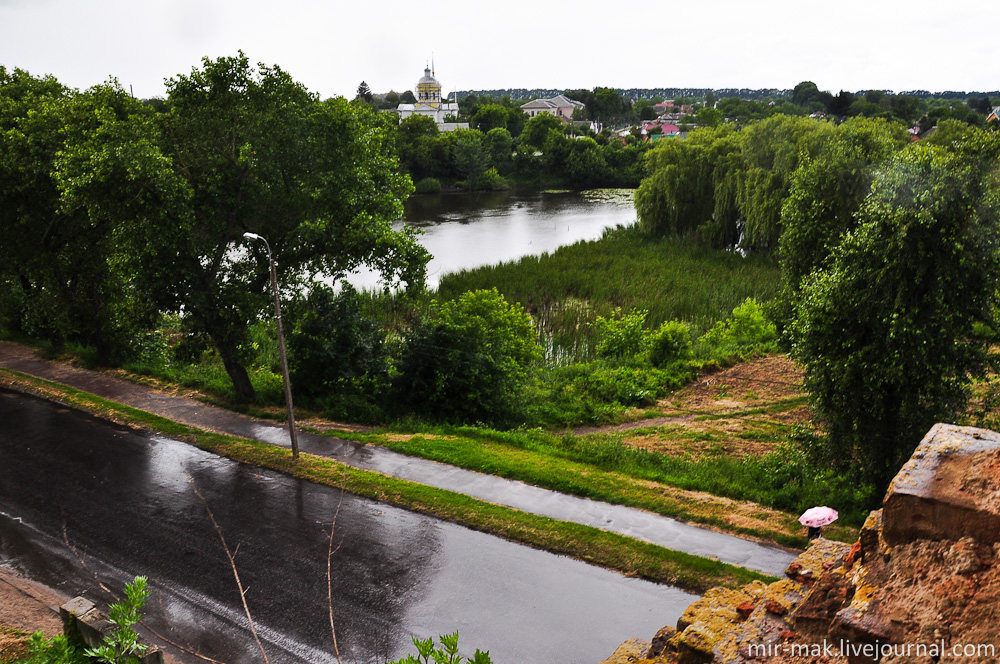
[[348, 188, 637, 290]]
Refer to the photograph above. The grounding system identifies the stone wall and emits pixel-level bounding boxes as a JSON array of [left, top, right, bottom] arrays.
[[602, 423, 1000, 664]]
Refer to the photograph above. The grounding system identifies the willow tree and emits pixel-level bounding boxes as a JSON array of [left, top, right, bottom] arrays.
[[789, 134, 1000, 486], [775, 117, 909, 323], [634, 115, 835, 252], [634, 125, 740, 239]]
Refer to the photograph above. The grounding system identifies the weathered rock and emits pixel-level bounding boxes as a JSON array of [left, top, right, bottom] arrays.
[[672, 583, 769, 664], [599, 638, 653, 664], [785, 538, 852, 583], [607, 423, 1000, 664], [882, 424, 1000, 547], [647, 625, 677, 659], [944, 535, 984, 574]]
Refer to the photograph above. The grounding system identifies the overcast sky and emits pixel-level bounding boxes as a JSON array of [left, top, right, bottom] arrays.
[[1, 0, 996, 100]]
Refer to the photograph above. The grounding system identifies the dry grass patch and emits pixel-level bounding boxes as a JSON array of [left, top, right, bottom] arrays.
[[603, 355, 819, 460]]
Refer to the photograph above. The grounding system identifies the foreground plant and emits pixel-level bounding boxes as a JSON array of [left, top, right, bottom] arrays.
[[83, 576, 150, 664], [390, 632, 492, 664]]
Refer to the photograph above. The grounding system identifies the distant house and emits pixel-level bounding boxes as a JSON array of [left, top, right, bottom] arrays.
[[654, 100, 674, 113], [642, 122, 681, 141], [520, 94, 586, 120], [988, 107, 1000, 123]]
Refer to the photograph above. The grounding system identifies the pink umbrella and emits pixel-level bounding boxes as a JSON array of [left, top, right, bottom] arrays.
[[799, 506, 839, 528]]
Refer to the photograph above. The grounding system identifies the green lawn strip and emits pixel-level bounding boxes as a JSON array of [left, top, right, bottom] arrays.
[[0, 368, 775, 593], [321, 427, 813, 548]]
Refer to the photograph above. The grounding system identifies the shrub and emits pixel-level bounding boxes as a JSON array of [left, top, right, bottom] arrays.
[[390, 632, 492, 664], [393, 289, 541, 425], [288, 284, 389, 420], [591, 308, 648, 360], [647, 320, 693, 367], [698, 298, 776, 352], [414, 177, 442, 194]]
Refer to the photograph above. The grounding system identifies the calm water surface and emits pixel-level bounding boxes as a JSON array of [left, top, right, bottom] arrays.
[[349, 189, 636, 290]]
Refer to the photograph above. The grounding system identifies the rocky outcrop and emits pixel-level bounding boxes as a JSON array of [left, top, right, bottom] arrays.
[[604, 423, 1000, 664]]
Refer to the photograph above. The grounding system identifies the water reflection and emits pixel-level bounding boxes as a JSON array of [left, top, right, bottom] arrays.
[[349, 189, 636, 290]]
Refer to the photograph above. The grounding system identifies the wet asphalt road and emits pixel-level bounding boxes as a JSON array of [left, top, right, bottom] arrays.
[[0, 342, 798, 577], [0, 389, 697, 663]]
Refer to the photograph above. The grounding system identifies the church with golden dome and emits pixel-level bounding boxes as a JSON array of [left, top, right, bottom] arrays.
[[396, 63, 465, 127]]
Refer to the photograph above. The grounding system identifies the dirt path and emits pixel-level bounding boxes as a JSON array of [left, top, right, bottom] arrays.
[[0, 569, 67, 658], [573, 355, 812, 457]]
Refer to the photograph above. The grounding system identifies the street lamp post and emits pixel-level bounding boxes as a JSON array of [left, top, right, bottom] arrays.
[[243, 232, 300, 459]]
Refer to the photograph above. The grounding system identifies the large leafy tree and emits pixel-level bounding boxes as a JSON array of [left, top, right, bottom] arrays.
[[142, 53, 427, 399], [789, 135, 1000, 486], [0, 69, 173, 359]]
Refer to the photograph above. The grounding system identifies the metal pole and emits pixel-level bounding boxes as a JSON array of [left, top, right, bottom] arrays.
[[244, 233, 299, 459]]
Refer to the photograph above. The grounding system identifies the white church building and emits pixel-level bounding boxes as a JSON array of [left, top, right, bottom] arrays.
[[396, 64, 468, 130]]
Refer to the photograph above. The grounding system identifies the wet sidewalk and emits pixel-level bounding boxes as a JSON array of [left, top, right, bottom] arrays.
[[0, 341, 797, 576]]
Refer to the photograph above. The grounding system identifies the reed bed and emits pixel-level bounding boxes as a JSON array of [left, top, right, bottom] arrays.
[[437, 226, 783, 347]]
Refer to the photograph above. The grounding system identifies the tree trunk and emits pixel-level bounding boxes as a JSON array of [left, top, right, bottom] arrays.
[[223, 356, 257, 402]]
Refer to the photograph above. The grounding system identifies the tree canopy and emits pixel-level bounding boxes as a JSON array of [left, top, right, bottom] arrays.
[[789, 135, 1000, 485], [0, 55, 428, 399]]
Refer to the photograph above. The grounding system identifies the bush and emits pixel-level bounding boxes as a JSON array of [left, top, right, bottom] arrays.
[[591, 308, 648, 360], [288, 284, 389, 420], [393, 289, 541, 425], [390, 632, 492, 664], [647, 320, 693, 367], [698, 298, 776, 352], [414, 177, 442, 194]]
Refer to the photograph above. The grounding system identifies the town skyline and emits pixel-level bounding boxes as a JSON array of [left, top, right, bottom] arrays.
[[1, 0, 995, 101]]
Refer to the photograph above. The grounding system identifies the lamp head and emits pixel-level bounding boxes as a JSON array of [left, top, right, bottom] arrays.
[[243, 232, 261, 240]]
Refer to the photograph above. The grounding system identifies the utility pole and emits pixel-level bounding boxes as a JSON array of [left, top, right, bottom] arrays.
[[243, 232, 299, 459]]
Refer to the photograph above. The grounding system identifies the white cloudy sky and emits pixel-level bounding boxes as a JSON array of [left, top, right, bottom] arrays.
[[1, 0, 996, 100]]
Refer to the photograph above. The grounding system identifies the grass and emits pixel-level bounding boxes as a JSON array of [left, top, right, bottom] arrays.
[[0, 367, 777, 594], [0, 625, 31, 664], [339, 423, 860, 547], [437, 226, 783, 347]]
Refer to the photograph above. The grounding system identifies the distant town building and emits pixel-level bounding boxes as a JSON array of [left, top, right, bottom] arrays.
[[397, 64, 466, 128], [987, 107, 1000, 123], [520, 94, 586, 120]]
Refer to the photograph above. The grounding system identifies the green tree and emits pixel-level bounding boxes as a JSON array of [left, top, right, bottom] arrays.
[[635, 125, 741, 240], [450, 128, 488, 182], [393, 289, 541, 425], [792, 81, 821, 107], [778, 117, 909, 299], [356, 80, 374, 104], [148, 53, 426, 399], [564, 137, 611, 186], [519, 112, 564, 149], [398, 114, 444, 180], [484, 127, 514, 173], [694, 106, 723, 128], [789, 136, 1000, 486], [737, 114, 835, 250], [0, 71, 172, 360], [470, 103, 510, 132]]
